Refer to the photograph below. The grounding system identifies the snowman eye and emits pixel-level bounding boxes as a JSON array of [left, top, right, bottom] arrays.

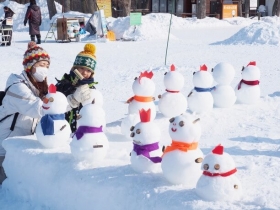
[[241, 66, 244, 71], [130, 126, 135, 131], [136, 129, 141, 134], [130, 132, 135, 137], [211, 68, 214, 72], [169, 117, 175, 123], [203, 164, 209, 170], [214, 164, 220, 170], [164, 72, 167, 75], [49, 97, 54, 102], [193, 72, 196, 75], [179, 121, 184, 127], [134, 77, 137, 80]]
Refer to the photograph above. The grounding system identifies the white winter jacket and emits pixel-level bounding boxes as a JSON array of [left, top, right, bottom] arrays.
[[0, 71, 44, 156]]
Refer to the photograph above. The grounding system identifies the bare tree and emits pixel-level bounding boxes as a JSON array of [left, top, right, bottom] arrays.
[[244, 0, 249, 18], [62, 0, 71, 12], [272, 0, 280, 16], [47, 0, 57, 20], [197, 0, 206, 19], [118, 0, 131, 17]]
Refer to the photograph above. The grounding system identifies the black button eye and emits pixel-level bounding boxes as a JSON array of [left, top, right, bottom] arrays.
[[130, 132, 135, 137], [130, 126, 134, 131], [211, 68, 213, 72], [134, 77, 137, 80], [193, 72, 196, 75], [164, 72, 167, 75], [203, 164, 209, 170], [179, 121, 184, 127], [214, 164, 220, 170], [169, 117, 175, 123], [136, 129, 141, 134]]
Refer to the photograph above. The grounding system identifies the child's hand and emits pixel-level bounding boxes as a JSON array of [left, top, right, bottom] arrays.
[[73, 84, 91, 103]]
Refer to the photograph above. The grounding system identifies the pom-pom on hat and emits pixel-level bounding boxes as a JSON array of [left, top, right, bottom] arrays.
[[72, 43, 97, 74], [23, 42, 50, 72]]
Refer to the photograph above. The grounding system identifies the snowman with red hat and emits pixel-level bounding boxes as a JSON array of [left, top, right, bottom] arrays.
[[235, 61, 260, 104], [161, 113, 203, 187], [187, 64, 215, 114], [36, 84, 72, 148], [121, 71, 156, 140], [130, 108, 162, 173], [195, 144, 242, 201], [158, 64, 187, 117]]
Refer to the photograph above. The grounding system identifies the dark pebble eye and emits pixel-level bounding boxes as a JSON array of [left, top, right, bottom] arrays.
[[130, 126, 134, 131], [179, 121, 184, 127], [164, 72, 167, 75], [130, 132, 135, 137], [169, 117, 175, 123], [136, 129, 141, 134], [134, 77, 137, 80], [211, 68, 213, 72], [193, 72, 196, 75], [241, 66, 244, 71], [214, 164, 220, 170], [203, 164, 209, 170]]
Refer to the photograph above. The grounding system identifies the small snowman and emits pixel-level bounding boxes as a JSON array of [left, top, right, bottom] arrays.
[[196, 144, 242, 201], [235, 61, 260, 104], [127, 71, 156, 120], [161, 113, 203, 187], [158, 64, 187, 117], [36, 84, 72, 148], [130, 109, 162, 173], [187, 64, 215, 114], [70, 100, 108, 162], [211, 62, 236, 108]]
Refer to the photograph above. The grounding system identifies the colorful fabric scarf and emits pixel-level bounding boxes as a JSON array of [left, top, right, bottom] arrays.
[[41, 114, 65, 135], [133, 142, 162, 163], [75, 125, 103, 140]]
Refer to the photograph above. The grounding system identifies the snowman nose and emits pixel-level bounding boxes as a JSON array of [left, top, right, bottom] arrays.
[[43, 97, 49, 104]]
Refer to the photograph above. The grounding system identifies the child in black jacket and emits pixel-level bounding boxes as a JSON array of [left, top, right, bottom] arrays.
[[56, 43, 97, 132]]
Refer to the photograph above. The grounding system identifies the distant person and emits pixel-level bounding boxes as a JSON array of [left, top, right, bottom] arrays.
[[1, 6, 15, 46], [0, 41, 50, 184], [23, 0, 42, 44], [55, 43, 97, 132]]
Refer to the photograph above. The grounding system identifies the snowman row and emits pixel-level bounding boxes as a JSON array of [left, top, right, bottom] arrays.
[[129, 110, 242, 202], [36, 84, 109, 162]]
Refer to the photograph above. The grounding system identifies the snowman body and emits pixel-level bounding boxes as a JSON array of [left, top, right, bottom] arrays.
[[235, 62, 260, 104], [127, 71, 156, 120], [36, 85, 71, 148], [195, 145, 242, 201], [161, 113, 203, 187], [130, 109, 162, 173], [187, 65, 214, 114], [158, 66, 187, 117], [211, 62, 236, 108], [70, 104, 108, 161]]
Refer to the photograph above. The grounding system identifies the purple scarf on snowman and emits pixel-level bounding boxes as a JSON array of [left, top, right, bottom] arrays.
[[74, 125, 103, 140], [133, 142, 162, 163], [41, 114, 65, 135]]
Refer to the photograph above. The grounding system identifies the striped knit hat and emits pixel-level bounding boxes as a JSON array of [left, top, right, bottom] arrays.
[[72, 43, 96, 73], [23, 42, 50, 72]]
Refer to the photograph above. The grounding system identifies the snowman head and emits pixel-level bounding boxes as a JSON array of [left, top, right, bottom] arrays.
[[130, 109, 160, 145], [42, 84, 68, 115], [132, 71, 155, 96], [168, 113, 201, 143], [77, 104, 106, 127], [164, 64, 185, 91], [241, 61, 260, 81], [202, 144, 236, 174], [82, 89, 104, 107], [212, 62, 235, 85], [193, 64, 214, 88]]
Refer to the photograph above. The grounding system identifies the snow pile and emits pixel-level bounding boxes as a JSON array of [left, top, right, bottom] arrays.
[[212, 17, 280, 45]]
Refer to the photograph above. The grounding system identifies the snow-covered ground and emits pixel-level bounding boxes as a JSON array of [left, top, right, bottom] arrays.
[[0, 0, 280, 209]]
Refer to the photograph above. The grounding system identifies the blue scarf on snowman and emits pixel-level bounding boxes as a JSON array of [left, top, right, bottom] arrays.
[[194, 86, 216, 92], [41, 114, 65, 135]]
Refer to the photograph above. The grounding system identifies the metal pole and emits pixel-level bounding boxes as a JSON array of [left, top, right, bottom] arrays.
[[164, 0, 174, 65]]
